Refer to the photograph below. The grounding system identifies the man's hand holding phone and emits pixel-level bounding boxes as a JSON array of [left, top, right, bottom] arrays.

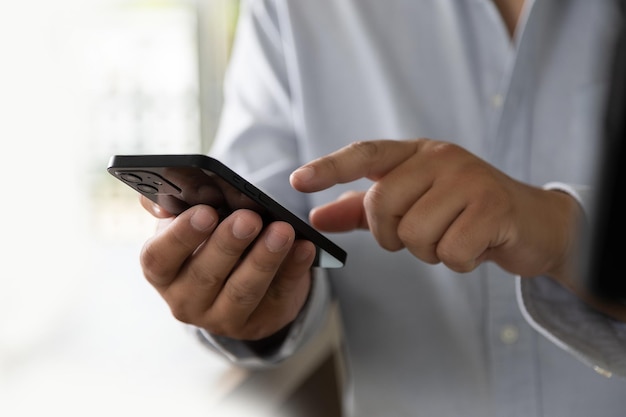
[[139, 196, 316, 341]]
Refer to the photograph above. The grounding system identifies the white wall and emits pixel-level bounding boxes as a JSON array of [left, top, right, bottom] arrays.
[[0, 2, 244, 415]]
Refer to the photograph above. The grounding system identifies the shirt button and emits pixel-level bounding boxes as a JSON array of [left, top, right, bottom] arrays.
[[490, 94, 504, 109], [499, 325, 519, 344]]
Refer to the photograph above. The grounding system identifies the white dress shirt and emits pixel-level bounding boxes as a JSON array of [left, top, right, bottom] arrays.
[[199, 0, 626, 415]]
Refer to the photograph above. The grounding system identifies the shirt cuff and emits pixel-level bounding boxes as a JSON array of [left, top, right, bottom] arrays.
[[515, 181, 626, 377], [542, 181, 592, 214], [192, 268, 331, 369], [517, 276, 626, 377]]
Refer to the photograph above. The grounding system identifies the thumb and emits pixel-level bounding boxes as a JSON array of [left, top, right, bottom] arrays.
[[310, 191, 369, 232]]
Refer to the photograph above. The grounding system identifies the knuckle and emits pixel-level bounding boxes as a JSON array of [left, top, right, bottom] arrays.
[[407, 245, 440, 265], [377, 236, 404, 252], [202, 319, 232, 338], [170, 224, 203, 253], [189, 268, 223, 290], [265, 280, 294, 302], [140, 241, 168, 284], [251, 256, 281, 275], [349, 140, 381, 160], [421, 253, 441, 265], [363, 186, 387, 221], [324, 153, 342, 175], [426, 140, 462, 158], [398, 218, 441, 262], [402, 242, 437, 262], [215, 235, 248, 258], [436, 240, 475, 273], [224, 280, 261, 307], [363, 185, 384, 209], [168, 299, 192, 324], [397, 216, 425, 250], [266, 272, 310, 310], [397, 222, 418, 247], [435, 241, 455, 264]]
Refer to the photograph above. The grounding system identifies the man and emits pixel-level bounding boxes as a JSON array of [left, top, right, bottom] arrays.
[[139, 0, 626, 415]]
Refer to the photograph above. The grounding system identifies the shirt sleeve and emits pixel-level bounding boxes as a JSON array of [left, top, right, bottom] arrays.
[[187, 0, 332, 368], [211, 0, 310, 217], [516, 182, 626, 377], [192, 268, 332, 369]]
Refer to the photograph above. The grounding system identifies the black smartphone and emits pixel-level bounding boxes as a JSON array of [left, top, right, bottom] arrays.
[[107, 154, 347, 268]]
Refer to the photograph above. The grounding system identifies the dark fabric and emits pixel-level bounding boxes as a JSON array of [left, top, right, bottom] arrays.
[[588, 6, 626, 302]]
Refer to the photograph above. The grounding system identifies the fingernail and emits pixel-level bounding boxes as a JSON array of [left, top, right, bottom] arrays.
[[265, 230, 290, 253], [292, 166, 315, 183], [190, 208, 216, 231], [232, 216, 257, 239]]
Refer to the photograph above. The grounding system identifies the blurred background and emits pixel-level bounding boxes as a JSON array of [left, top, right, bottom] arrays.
[[0, 1, 253, 415]]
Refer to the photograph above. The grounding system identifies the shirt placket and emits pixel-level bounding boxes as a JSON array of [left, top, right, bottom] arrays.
[[474, 0, 544, 416]]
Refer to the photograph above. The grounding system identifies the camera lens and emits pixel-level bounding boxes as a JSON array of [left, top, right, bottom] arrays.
[[119, 173, 142, 183], [137, 184, 159, 194]]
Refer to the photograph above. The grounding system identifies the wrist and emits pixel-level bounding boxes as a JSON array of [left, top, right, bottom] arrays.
[[542, 188, 585, 288]]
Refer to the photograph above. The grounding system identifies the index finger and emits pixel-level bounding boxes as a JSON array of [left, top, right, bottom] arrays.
[[290, 140, 420, 192]]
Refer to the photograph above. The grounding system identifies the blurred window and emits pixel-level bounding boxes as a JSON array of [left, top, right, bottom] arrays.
[[86, 0, 239, 241]]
